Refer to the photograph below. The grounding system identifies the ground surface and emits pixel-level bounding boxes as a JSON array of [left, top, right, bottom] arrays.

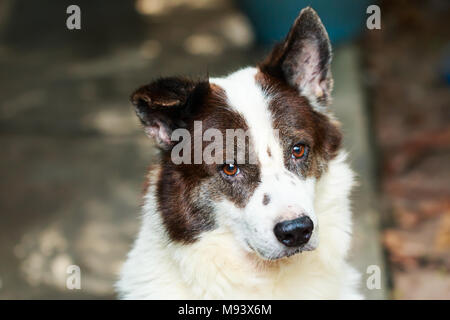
[[0, 0, 385, 299]]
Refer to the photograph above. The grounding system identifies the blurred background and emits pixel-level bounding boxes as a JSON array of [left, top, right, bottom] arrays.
[[0, 0, 448, 299]]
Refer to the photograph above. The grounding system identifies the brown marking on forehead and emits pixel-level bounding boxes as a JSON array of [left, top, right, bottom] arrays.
[[255, 70, 342, 178], [267, 147, 272, 158], [155, 83, 261, 242]]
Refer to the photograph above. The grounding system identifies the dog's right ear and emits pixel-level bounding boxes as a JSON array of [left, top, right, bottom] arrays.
[[131, 77, 209, 149]]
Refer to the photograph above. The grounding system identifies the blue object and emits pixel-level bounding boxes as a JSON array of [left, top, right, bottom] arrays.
[[441, 44, 450, 85], [237, 0, 373, 45]]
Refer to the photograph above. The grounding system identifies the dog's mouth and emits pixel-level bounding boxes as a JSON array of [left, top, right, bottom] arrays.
[[245, 241, 310, 261]]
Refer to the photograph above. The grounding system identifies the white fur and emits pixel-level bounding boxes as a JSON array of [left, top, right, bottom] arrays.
[[116, 68, 362, 299], [211, 68, 319, 260]]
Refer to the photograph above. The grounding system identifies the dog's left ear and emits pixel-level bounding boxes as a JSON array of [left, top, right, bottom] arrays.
[[260, 7, 333, 109]]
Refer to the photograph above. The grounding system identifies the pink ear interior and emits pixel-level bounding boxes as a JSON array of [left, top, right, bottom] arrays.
[[144, 119, 172, 147], [287, 39, 324, 96], [259, 7, 333, 108]]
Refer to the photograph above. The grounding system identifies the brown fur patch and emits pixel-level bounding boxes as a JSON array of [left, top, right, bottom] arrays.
[[150, 83, 261, 242], [262, 194, 271, 206], [255, 71, 342, 178]]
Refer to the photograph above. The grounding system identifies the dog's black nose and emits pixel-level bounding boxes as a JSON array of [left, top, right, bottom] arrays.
[[274, 216, 314, 247]]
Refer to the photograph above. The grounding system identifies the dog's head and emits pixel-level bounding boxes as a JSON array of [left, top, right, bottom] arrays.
[[131, 8, 342, 260]]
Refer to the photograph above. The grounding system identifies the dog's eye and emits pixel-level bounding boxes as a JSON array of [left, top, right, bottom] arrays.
[[291, 143, 307, 159], [222, 163, 239, 176]]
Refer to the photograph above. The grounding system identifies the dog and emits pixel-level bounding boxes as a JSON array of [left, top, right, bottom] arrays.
[[116, 7, 362, 299]]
